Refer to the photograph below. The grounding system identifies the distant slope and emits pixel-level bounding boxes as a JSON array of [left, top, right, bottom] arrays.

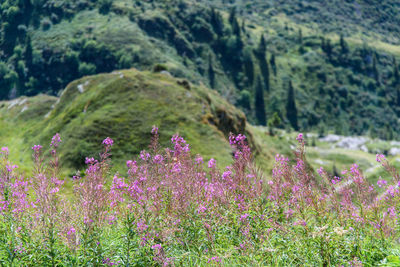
[[211, 0, 400, 44]]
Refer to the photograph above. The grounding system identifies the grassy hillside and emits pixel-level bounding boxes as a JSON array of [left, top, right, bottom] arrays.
[[0, 68, 256, 174], [2, 0, 400, 139]]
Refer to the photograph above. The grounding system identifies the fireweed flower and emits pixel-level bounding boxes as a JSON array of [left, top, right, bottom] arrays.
[[1, 147, 9, 155], [296, 133, 304, 142], [153, 154, 164, 164], [229, 133, 247, 145], [6, 164, 18, 172], [208, 158, 216, 168], [317, 167, 325, 176], [208, 256, 221, 263], [102, 137, 114, 147], [137, 220, 148, 233], [32, 144, 42, 153], [240, 213, 249, 223], [172, 162, 181, 173], [151, 126, 158, 135], [195, 155, 203, 164], [140, 150, 151, 161], [377, 177, 388, 188], [197, 204, 207, 214], [171, 134, 190, 156], [50, 133, 62, 148], [222, 170, 232, 179], [376, 154, 386, 163], [151, 244, 162, 250], [67, 227, 76, 236], [85, 157, 97, 165]]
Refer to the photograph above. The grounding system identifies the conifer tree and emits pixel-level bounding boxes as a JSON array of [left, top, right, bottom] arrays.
[[255, 76, 266, 126], [298, 29, 303, 44], [286, 80, 298, 130], [397, 87, 400, 106], [256, 35, 270, 91], [270, 53, 277, 76], [298, 29, 304, 53], [258, 35, 267, 54], [393, 57, 399, 85], [232, 18, 241, 38], [325, 39, 333, 60], [229, 7, 236, 25], [208, 55, 215, 89], [24, 35, 32, 69], [320, 36, 326, 51], [210, 8, 224, 36], [372, 53, 379, 83], [340, 34, 349, 55], [243, 48, 254, 86]]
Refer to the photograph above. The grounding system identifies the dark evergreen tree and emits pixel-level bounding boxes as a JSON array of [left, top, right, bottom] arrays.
[[258, 35, 267, 54], [259, 57, 269, 91], [24, 35, 33, 68], [298, 29, 305, 53], [229, 7, 236, 25], [340, 34, 349, 55], [372, 53, 379, 83], [298, 29, 303, 44], [270, 53, 276, 76], [256, 35, 270, 91], [243, 48, 254, 86], [393, 57, 400, 85], [232, 18, 241, 38], [255, 76, 266, 126], [0, 62, 17, 99], [320, 36, 326, 51], [286, 80, 298, 130], [208, 55, 215, 89], [397, 86, 400, 106], [210, 8, 224, 36], [241, 19, 246, 33], [325, 39, 333, 60]]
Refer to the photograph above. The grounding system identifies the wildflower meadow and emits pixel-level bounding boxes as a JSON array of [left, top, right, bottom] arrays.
[[0, 128, 399, 266]]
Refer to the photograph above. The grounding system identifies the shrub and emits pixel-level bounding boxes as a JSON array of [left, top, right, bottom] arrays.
[[152, 63, 168, 73], [41, 18, 52, 31], [78, 62, 96, 76], [99, 0, 113, 15]]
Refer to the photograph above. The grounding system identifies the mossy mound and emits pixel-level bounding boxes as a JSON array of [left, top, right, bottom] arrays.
[[16, 69, 249, 171]]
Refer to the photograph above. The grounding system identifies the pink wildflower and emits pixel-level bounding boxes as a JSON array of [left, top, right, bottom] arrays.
[[208, 158, 216, 168], [102, 137, 114, 147]]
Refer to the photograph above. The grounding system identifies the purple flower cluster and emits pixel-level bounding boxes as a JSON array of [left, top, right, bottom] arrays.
[[1, 128, 400, 265]]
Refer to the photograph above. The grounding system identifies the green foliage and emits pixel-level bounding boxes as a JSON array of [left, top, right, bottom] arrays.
[[152, 63, 168, 73], [78, 62, 96, 76], [98, 0, 113, 15], [238, 90, 251, 110], [254, 76, 266, 126], [267, 112, 281, 128], [286, 80, 298, 131]]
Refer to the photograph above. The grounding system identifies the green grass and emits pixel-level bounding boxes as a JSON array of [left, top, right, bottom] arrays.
[[0, 69, 251, 176]]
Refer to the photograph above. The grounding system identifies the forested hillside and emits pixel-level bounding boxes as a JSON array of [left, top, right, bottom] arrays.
[[2, 0, 400, 139]]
